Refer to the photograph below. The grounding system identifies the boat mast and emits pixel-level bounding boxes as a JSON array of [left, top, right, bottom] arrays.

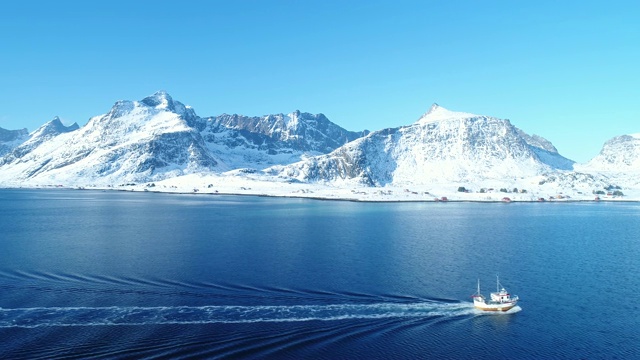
[[477, 279, 481, 295], [496, 274, 499, 292]]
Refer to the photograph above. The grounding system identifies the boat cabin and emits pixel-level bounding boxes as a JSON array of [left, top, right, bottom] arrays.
[[490, 288, 511, 302]]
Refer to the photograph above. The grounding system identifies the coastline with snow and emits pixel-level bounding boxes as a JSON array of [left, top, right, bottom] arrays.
[[3, 172, 638, 203], [1, 92, 639, 197]]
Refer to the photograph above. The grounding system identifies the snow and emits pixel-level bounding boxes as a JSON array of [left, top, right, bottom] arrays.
[[415, 104, 479, 124], [577, 133, 640, 172], [0, 127, 29, 157], [9, 170, 637, 203], [1, 93, 640, 202], [272, 105, 577, 188], [0, 96, 216, 184]]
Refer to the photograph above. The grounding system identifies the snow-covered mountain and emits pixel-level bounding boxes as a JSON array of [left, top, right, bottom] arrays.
[[4, 92, 638, 200], [2, 117, 80, 161], [0, 127, 29, 157], [0, 91, 367, 185], [579, 133, 640, 172], [196, 111, 367, 169], [268, 104, 575, 186], [205, 111, 367, 152], [0, 92, 220, 184]]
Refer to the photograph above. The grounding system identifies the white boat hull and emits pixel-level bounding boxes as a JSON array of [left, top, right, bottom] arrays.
[[473, 300, 517, 312]]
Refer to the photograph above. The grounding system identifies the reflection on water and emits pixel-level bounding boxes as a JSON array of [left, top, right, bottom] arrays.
[[0, 189, 639, 359]]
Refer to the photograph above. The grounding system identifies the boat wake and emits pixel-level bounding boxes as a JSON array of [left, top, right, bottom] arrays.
[[0, 301, 477, 328]]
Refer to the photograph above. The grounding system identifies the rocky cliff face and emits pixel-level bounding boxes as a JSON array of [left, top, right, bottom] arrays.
[[204, 111, 368, 153], [197, 111, 368, 169], [0, 127, 29, 157]]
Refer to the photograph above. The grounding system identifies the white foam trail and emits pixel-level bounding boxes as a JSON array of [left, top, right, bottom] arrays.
[[0, 302, 477, 328]]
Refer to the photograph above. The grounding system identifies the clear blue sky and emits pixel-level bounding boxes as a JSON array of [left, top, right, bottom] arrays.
[[1, 0, 638, 163]]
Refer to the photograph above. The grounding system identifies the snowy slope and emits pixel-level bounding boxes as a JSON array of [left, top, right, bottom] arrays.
[[0, 91, 367, 185], [0, 117, 79, 166], [0, 127, 29, 157], [0, 91, 221, 184], [578, 133, 640, 172], [3, 93, 638, 200], [269, 104, 575, 186], [572, 133, 640, 189]]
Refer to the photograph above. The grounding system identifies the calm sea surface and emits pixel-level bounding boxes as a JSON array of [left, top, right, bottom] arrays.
[[0, 189, 638, 359]]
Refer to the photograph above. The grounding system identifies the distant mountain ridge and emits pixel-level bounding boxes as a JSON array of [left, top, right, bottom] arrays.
[[204, 111, 368, 153], [196, 111, 368, 169], [0, 91, 367, 183], [579, 133, 640, 172], [0, 127, 29, 157], [0, 92, 218, 182], [1, 92, 638, 193], [268, 104, 575, 186]]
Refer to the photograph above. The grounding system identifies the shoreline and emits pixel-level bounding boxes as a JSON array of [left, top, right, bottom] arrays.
[[2, 185, 636, 204]]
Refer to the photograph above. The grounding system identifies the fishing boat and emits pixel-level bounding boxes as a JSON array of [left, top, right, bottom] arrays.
[[472, 276, 519, 312]]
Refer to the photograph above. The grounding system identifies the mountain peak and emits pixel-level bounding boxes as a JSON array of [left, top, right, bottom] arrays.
[[581, 133, 640, 171], [30, 116, 79, 138], [136, 91, 197, 122], [427, 103, 441, 114], [48, 116, 78, 130], [42, 116, 64, 128], [141, 90, 174, 109], [416, 104, 478, 124]]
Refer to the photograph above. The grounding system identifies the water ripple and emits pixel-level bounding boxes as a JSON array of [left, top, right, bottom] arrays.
[[0, 302, 480, 328]]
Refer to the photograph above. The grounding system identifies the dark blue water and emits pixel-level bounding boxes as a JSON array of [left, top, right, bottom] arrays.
[[0, 189, 638, 359]]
